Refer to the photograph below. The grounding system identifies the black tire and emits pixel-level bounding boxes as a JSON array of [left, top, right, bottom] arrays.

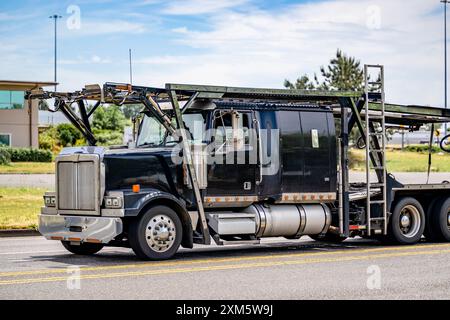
[[428, 197, 450, 242], [61, 241, 104, 255], [387, 197, 425, 245], [129, 205, 183, 260], [310, 233, 347, 243], [424, 197, 442, 241]]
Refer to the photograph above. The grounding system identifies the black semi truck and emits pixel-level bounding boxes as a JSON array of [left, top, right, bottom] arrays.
[[29, 65, 450, 260]]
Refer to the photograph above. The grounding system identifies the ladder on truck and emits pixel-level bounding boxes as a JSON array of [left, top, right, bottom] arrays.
[[364, 64, 388, 236]]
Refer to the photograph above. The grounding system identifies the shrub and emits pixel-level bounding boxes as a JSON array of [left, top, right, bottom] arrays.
[[75, 138, 86, 146], [39, 126, 58, 152], [0, 148, 52, 162], [38, 132, 55, 150], [94, 130, 123, 146], [0, 149, 11, 165], [39, 106, 127, 151], [56, 124, 82, 147], [403, 145, 441, 153], [92, 105, 126, 132]]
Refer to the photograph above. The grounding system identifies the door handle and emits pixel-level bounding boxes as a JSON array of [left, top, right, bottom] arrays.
[[253, 118, 263, 186]]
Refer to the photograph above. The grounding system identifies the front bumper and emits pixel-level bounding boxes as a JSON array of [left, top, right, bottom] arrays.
[[38, 214, 123, 244]]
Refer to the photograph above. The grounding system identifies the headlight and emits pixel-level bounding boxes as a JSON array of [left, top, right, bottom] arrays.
[[44, 194, 56, 207], [104, 196, 123, 209]]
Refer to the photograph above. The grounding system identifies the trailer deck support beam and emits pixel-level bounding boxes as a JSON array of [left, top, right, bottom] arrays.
[[77, 99, 92, 133], [340, 98, 350, 237], [57, 100, 97, 146], [168, 90, 211, 245]]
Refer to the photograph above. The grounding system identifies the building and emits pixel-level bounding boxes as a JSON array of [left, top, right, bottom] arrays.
[[0, 80, 57, 148]]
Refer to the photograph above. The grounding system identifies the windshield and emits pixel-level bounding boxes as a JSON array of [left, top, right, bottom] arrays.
[[136, 112, 206, 147]]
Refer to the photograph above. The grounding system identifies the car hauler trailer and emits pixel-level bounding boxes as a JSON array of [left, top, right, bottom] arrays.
[[27, 65, 450, 260]]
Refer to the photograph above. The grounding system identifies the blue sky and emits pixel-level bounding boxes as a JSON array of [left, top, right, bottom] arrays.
[[0, 0, 446, 106]]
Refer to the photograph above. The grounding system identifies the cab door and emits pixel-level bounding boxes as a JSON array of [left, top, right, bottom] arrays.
[[206, 109, 257, 196]]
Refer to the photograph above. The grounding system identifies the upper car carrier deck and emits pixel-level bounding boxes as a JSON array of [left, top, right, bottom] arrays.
[[27, 81, 450, 125], [26, 65, 450, 243]]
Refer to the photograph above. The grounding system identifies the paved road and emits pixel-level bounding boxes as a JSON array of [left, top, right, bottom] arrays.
[[1, 172, 449, 189], [1, 236, 450, 300], [0, 174, 54, 188]]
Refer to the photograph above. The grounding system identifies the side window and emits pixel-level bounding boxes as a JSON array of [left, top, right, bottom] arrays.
[[212, 110, 251, 152]]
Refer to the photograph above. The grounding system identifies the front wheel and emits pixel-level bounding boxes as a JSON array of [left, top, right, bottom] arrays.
[[387, 197, 425, 244], [61, 241, 104, 255], [129, 205, 183, 260]]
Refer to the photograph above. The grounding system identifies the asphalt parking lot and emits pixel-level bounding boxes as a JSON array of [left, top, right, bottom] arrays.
[[1, 236, 450, 300]]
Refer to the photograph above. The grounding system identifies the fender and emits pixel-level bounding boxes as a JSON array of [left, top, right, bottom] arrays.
[[123, 188, 194, 249]]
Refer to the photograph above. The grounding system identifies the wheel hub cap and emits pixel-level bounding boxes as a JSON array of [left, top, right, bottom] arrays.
[[400, 215, 411, 228], [447, 212, 450, 226], [145, 214, 176, 253], [399, 205, 421, 238], [155, 226, 170, 241]]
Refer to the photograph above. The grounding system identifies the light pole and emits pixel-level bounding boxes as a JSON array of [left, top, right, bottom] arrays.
[[129, 48, 133, 85], [443, 1, 449, 134], [49, 14, 62, 92]]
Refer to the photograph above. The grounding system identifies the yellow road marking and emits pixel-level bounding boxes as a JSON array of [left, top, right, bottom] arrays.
[[1, 247, 450, 286], [1, 243, 450, 278]]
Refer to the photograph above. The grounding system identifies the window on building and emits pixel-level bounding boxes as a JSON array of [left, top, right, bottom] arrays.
[[0, 90, 25, 109], [0, 134, 11, 146]]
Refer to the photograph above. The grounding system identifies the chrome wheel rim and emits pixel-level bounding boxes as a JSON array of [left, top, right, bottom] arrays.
[[447, 211, 450, 230], [145, 214, 176, 253], [399, 205, 421, 238]]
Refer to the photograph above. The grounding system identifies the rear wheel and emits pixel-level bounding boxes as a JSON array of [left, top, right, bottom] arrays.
[[424, 197, 441, 241], [61, 241, 104, 255], [428, 197, 450, 242], [387, 197, 425, 244], [129, 205, 183, 260]]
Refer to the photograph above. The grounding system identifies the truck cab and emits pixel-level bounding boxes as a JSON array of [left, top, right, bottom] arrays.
[[39, 95, 337, 259]]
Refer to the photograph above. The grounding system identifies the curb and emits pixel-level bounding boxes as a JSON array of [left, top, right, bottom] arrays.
[[0, 173, 55, 175], [0, 229, 40, 237]]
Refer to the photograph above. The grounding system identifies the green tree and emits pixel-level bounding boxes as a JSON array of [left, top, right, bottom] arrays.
[[284, 74, 316, 90], [92, 105, 107, 130], [92, 105, 126, 132], [284, 49, 364, 91], [319, 49, 364, 91], [121, 104, 142, 120], [56, 124, 82, 147]]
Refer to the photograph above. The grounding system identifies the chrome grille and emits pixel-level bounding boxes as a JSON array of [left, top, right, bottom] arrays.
[[56, 154, 100, 214]]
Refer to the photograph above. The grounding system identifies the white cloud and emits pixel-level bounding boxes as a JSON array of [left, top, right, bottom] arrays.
[[142, 0, 444, 107], [0, 12, 37, 21], [61, 19, 146, 37], [172, 26, 189, 34], [162, 0, 248, 15], [135, 55, 191, 65], [0, 0, 445, 109], [59, 55, 112, 65]]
